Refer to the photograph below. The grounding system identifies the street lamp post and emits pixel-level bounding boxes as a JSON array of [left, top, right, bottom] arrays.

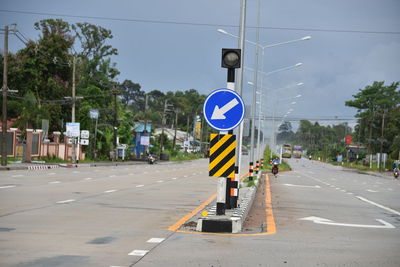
[[218, 28, 311, 168]]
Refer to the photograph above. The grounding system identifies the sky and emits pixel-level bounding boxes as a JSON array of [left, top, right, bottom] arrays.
[[1, 0, 400, 133]]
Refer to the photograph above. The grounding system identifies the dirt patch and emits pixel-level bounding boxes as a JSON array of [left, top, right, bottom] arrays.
[[242, 174, 267, 233]]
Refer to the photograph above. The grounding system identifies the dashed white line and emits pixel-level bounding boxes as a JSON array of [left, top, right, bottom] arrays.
[[157, 180, 164, 183], [109, 175, 116, 178], [136, 185, 144, 188], [0, 185, 16, 189], [172, 178, 177, 180], [147, 238, 165, 243], [12, 175, 23, 178], [367, 189, 378, 193], [84, 178, 93, 181], [104, 189, 118, 193], [49, 181, 61, 184], [48, 173, 56, 175], [128, 250, 149, 256], [56, 199, 76, 204]]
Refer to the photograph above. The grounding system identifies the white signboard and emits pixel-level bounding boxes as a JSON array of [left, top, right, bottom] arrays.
[[66, 123, 80, 137], [140, 136, 150, 146], [80, 139, 89, 145], [183, 140, 190, 148], [89, 109, 99, 119], [81, 130, 89, 139]]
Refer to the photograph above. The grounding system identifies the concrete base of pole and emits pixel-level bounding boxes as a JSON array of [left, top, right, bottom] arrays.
[[197, 186, 256, 233]]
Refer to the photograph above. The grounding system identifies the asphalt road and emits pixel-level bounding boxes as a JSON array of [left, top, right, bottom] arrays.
[[1, 158, 399, 267]]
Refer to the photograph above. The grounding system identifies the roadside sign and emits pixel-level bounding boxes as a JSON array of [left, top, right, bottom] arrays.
[[203, 88, 245, 131], [209, 133, 236, 178], [81, 130, 89, 139], [89, 109, 99, 119], [66, 123, 80, 137], [80, 139, 89, 145]]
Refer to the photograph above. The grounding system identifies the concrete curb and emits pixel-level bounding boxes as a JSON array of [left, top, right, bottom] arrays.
[[196, 172, 261, 233]]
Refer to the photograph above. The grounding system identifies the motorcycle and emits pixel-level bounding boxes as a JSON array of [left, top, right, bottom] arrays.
[[394, 168, 399, 179], [148, 154, 156, 165], [271, 163, 279, 177]]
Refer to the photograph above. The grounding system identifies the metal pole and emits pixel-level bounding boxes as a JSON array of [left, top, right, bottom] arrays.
[[113, 88, 118, 161], [94, 116, 98, 160], [1, 25, 8, 166], [234, 0, 247, 178], [143, 94, 148, 157], [249, 0, 261, 177], [71, 56, 77, 164]]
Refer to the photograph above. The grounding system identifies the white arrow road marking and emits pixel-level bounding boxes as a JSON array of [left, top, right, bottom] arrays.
[[211, 98, 239, 120], [356, 196, 400, 216], [300, 216, 395, 229], [283, 183, 321, 188]]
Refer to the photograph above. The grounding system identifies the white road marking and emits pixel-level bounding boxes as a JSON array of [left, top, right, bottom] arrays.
[[128, 250, 149, 256], [56, 199, 76, 204], [12, 175, 23, 177], [183, 175, 188, 178], [104, 189, 117, 193], [109, 175, 116, 178], [143, 171, 148, 174], [356, 196, 400, 216], [0, 185, 16, 189], [283, 183, 321, 189], [49, 181, 61, 184], [388, 188, 393, 191], [300, 216, 395, 229], [84, 178, 93, 180], [172, 178, 177, 180], [157, 180, 163, 183], [367, 189, 378, 193], [48, 173, 56, 175], [73, 171, 80, 174], [136, 185, 144, 188], [147, 238, 165, 243], [347, 192, 354, 195]]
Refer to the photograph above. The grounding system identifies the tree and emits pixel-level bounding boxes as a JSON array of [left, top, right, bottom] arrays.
[[346, 81, 400, 156]]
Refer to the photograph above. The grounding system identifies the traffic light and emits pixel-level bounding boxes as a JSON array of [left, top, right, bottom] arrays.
[[221, 48, 241, 69]]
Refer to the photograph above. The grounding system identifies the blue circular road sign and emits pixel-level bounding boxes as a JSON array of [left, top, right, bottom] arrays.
[[203, 88, 245, 131]]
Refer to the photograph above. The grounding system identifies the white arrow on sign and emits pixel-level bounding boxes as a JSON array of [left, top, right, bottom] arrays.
[[211, 98, 239, 120], [283, 183, 321, 188], [300, 216, 395, 229]]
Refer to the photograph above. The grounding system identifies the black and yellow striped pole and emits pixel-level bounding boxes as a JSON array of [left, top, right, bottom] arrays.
[[209, 133, 236, 214]]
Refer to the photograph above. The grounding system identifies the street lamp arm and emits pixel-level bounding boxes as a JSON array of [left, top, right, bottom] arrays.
[[245, 62, 302, 77], [217, 29, 261, 47], [261, 36, 311, 49]]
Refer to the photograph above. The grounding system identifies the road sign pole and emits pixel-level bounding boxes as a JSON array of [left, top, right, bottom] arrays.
[[226, 74, 237, 209]]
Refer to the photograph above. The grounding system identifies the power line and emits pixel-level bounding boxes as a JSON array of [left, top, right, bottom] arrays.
[[1, 9, 399, 35]]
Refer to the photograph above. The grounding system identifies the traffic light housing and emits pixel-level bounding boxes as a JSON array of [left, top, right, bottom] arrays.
[[221, 49, 241, 69]]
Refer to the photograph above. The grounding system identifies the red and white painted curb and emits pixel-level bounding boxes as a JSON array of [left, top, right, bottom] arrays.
[[28, 165, 60, 170]]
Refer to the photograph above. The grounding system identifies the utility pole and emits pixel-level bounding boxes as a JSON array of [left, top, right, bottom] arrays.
[[379, 109, 387, 172], [159, 100, 168, 159], [173, 108, 179, 150], [71, 56, 77, 163], [1, 25, 9, 166], [112, 86, 118, 161], [143, 94, 149, 157]]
